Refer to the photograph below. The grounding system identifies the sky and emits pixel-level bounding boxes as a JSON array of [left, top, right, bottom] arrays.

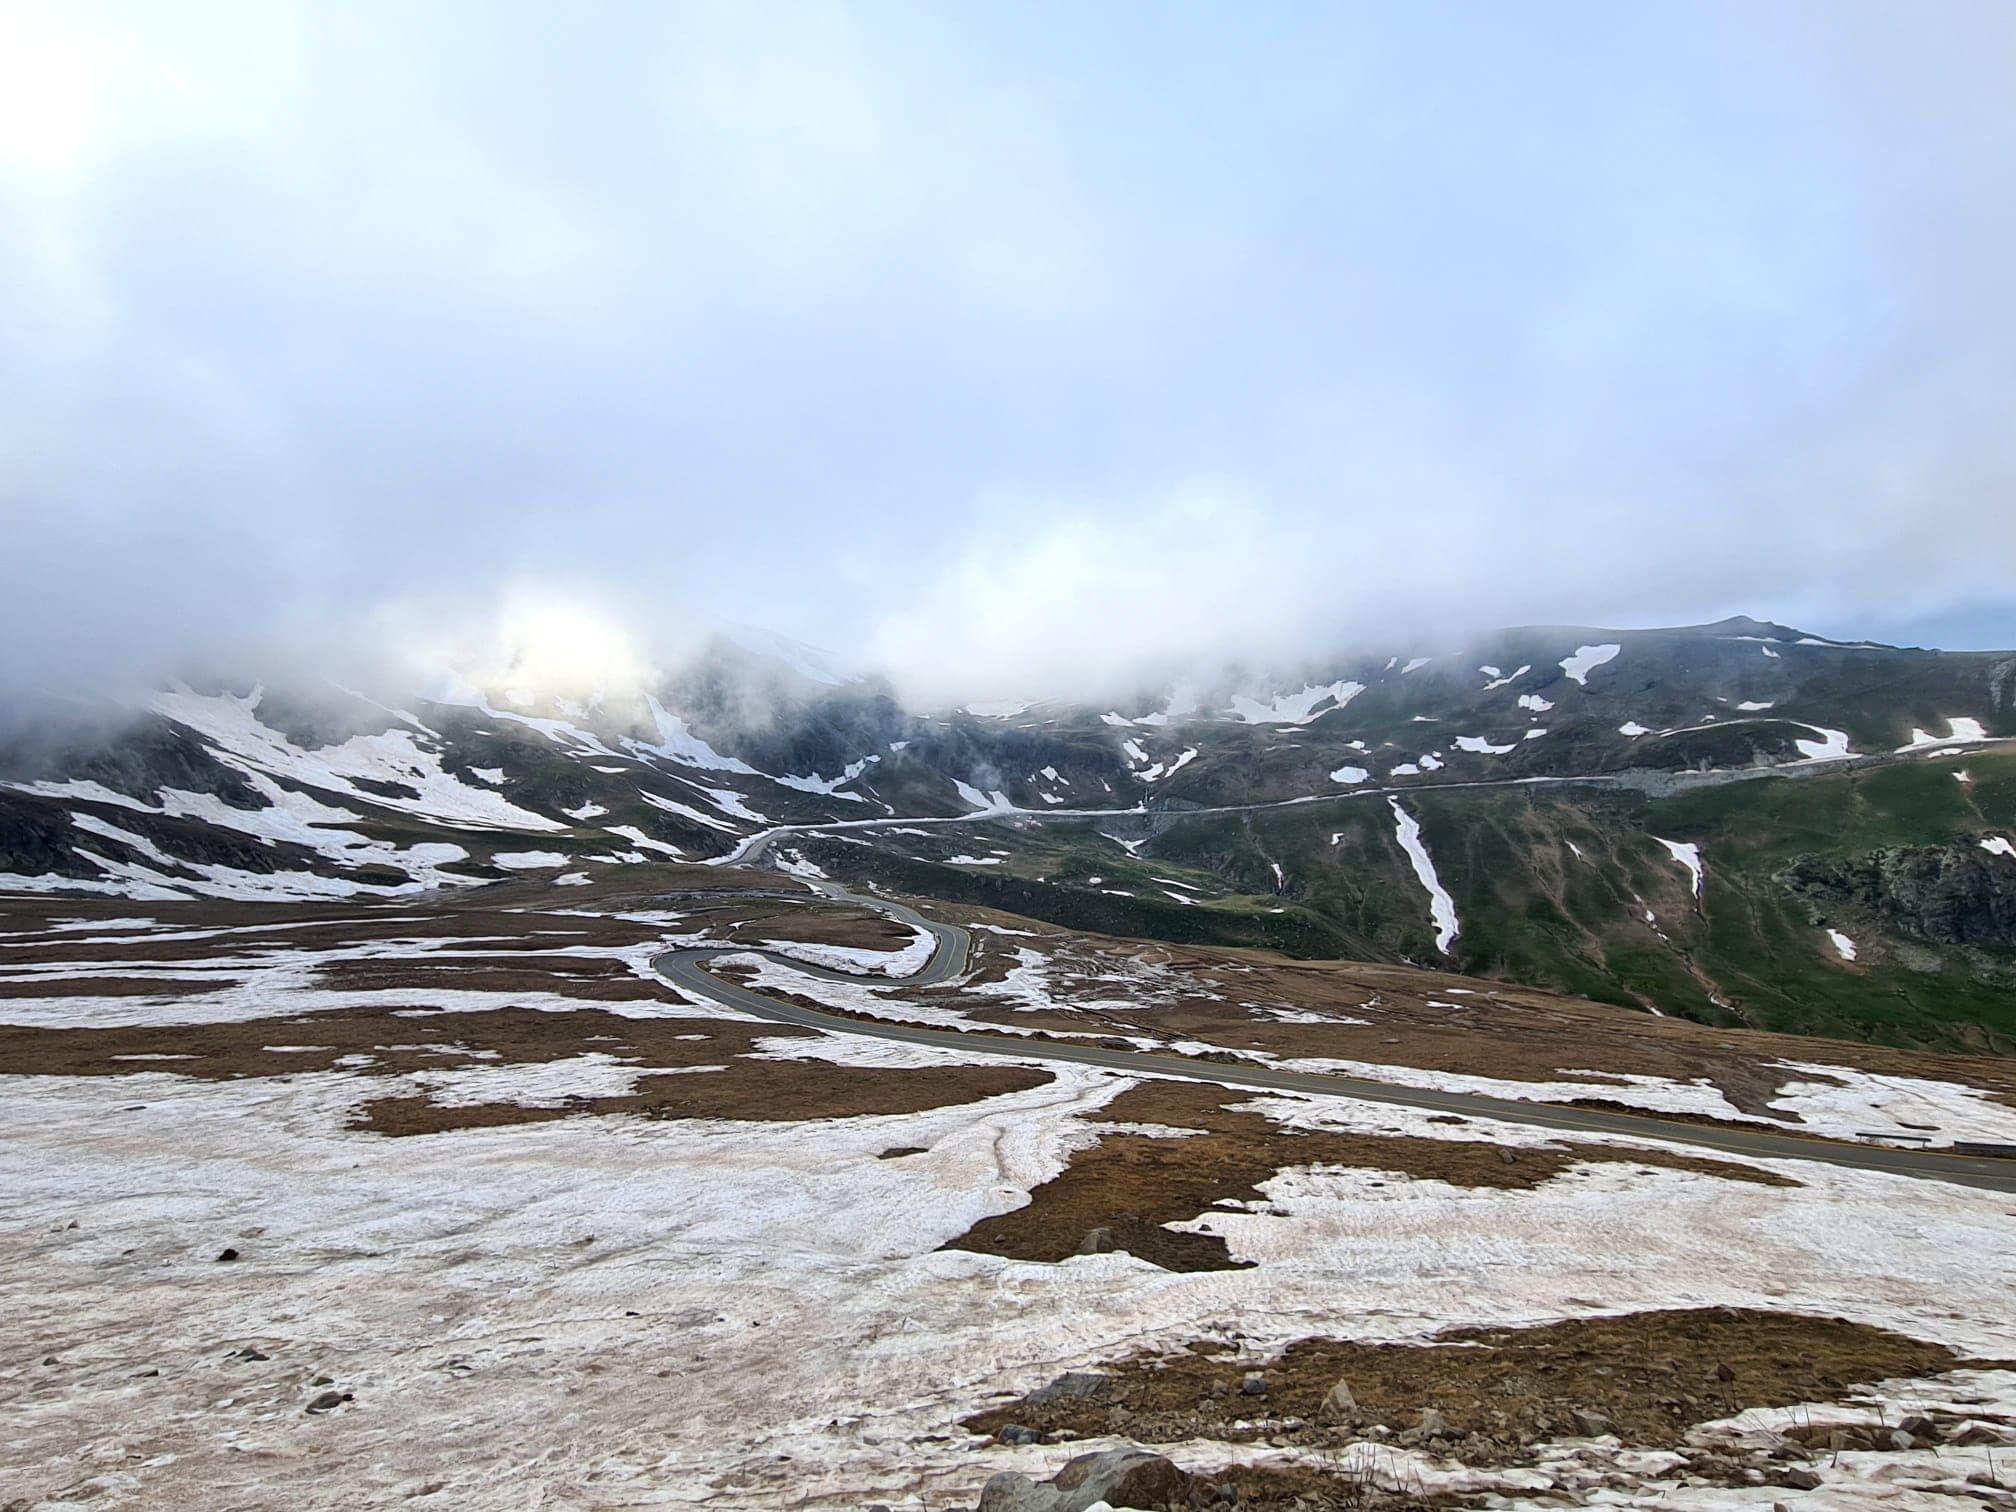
[[3, 0, 2015, 705]]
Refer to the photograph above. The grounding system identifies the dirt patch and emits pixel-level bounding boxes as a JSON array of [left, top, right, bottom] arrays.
[[0, 975, 236, 999], [0, 905, 664, 968], [308, 955, 671, 1002], [352, 1055, 1047, 1135], [711, 897, 920, 953], [0, 1003, 798, 1081], [944, 1080, 1791, 1273], [963, 1307, 1990, 1462], [0, 997, 1050, 1130]]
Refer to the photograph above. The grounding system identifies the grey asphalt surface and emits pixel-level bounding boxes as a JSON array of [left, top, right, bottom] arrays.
[[652, 876, 2016, 1196]]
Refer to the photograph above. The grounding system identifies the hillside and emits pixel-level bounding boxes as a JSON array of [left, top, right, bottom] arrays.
[[7, 615, 2009, 1050]]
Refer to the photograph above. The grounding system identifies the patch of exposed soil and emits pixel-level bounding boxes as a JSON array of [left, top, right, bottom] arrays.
[[353, 1055, 1047, 1134], [308, 955, 671, 1001], [0, 1003, 788, 1081], [0, 975, 236, 999], [0, 906, 665, 967], [1, 997, 1042, 1115], [0, 998, 1050, 1130], [708, 897, 920, 953], [963, 1307, 1990, 1463], [944, 1081, 1791, 1273]]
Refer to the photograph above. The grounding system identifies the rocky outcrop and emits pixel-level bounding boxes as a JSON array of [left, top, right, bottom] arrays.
[[976, 1448, 1195, 1512], [0, 712, 265, 811], [1786, 841, 2016, 948]]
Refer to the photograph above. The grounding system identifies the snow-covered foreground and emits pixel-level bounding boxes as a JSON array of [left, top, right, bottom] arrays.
[[6, 1049, 2016, 1509]]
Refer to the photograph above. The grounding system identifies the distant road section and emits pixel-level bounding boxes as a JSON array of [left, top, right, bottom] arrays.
[[653, 879, 2016, 1196]]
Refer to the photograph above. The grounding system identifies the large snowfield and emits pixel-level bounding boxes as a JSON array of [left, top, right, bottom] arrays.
[[7, 1053, 2016, 1509], [5, 897, 2016, 1509]]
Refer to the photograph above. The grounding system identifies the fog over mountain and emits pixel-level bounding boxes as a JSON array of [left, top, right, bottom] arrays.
[[4, 1, 2016, 705], [13, 13, 2016, 1510]]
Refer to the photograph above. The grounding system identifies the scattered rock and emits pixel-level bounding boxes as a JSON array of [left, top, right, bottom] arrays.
[[996, 1424, 1044, 1446], [1715, 1363, 1736, 1382], [1571, 1408, 1616, 1438], [1496, 1147, 1519, 1166], [1319, 1376, 1359, 1421], [977, 1448, 1194, 1512], [1024, 1372, 1113, 1408], [1240, 1372, 1267, 1397], [215, 1248, 239, 1263], [1952, 1423, 2016, 1447], [1419, 1407, 1452, 1439], [304, 1389, 352, 1413], [1781, 1468, 1822, 1490]]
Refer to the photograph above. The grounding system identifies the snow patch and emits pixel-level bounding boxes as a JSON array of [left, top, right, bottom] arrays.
[[492, 850, 572, 869], [1653, 838, 1703, 898], [1793, 725, 1853, 762], [1388, 798, 1458, 954], [1225, 680, 1365, 725], [1559, 643, 1620, 685], [1905, 717, 1990, 749]]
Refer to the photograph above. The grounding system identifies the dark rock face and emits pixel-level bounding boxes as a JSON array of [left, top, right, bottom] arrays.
[[0, 795, 99, 879], [1786, 842, 2016, 947], [0, 713, 266, 811], [977, 1448, 1194, 1512]]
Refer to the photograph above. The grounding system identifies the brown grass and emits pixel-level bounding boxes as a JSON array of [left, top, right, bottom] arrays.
[[0, 999, 1050, 1133], [944, 1080, 1791, 1272], [354, 1057, 1048, 1134], [964, 1307, 1989, 1460]]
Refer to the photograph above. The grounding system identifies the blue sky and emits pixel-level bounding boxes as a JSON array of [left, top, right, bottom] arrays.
[[3, 1, 2013, 699]]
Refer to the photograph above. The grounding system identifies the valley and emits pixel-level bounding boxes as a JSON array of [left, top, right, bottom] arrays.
[[6, 618, 2016, 1509]]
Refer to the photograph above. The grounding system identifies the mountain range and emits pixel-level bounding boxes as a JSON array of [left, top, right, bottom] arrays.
[[5, 614, 2013, 1049]]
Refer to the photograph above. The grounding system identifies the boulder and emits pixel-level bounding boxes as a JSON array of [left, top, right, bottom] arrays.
[[1240, 1372, 1267, 1396], [1571, 1408, 1616, 1438], [977, 1448, 1194, 1512], [1319, 1377, 1359, 1421]]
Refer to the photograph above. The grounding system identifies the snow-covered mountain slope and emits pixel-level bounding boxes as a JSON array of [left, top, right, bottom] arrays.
[[2, 617, 2012, 905]]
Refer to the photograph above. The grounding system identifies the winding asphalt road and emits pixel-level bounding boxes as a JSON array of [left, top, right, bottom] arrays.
[[707, 734, 2016, 870], [652, 875, 2016, 1196]]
